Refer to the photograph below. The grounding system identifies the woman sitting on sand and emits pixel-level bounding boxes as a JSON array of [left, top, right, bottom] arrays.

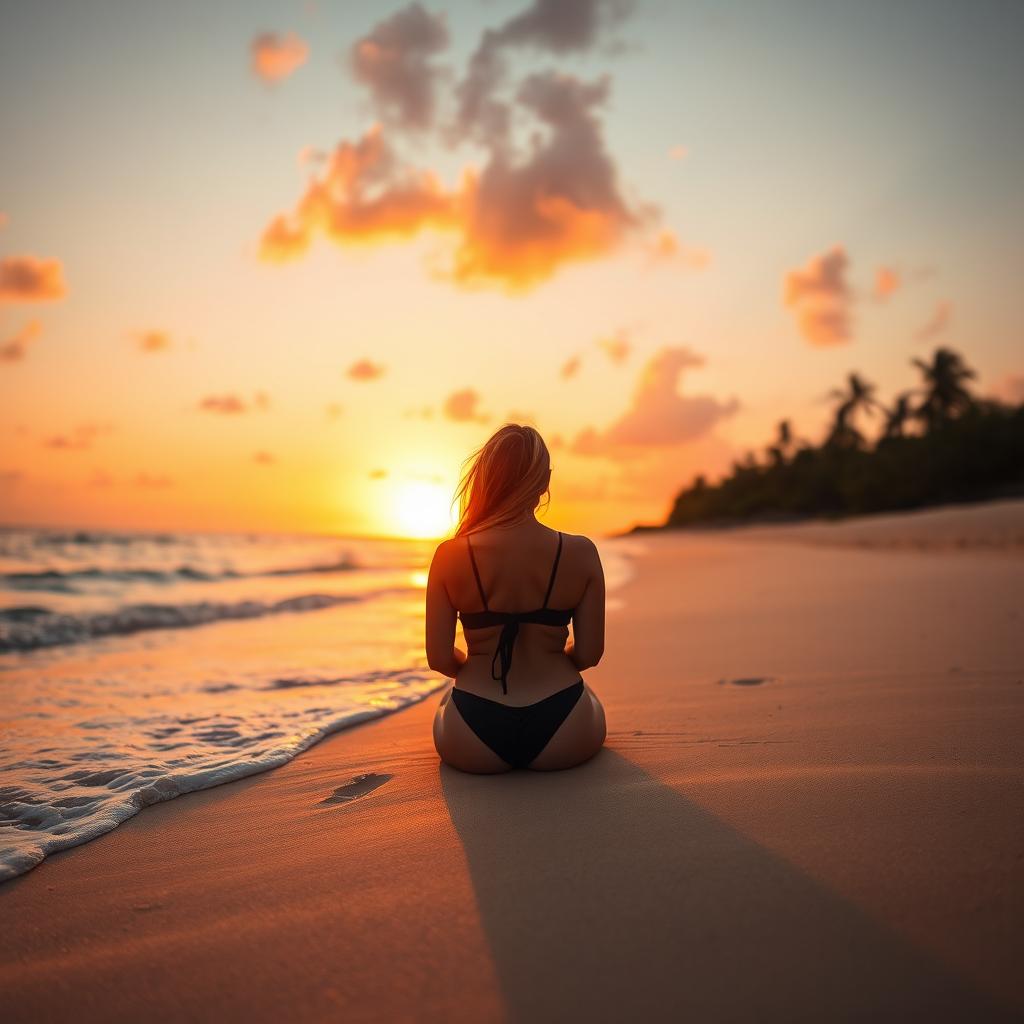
[[427, 424, 607, 773]]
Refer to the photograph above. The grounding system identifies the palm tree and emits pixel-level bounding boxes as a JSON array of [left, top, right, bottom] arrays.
[[776, 419, 793, 452], [880, 392, 914, 440], [912, 348, 976, 430], [766, 419, 794, 466], [827, 372, 880, 447]]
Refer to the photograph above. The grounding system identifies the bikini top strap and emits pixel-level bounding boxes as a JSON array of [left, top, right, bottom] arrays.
[[542, 531, 563, 609], [465, 535, 489, 611]]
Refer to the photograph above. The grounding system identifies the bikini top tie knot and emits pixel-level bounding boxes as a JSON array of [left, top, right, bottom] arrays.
[[491, 618, 520, 696], [458, 531, 573, 695]]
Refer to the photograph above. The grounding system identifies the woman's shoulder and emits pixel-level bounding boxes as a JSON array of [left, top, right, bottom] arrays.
[[428, 536, 463, 572], [557, 530, 601, 565]]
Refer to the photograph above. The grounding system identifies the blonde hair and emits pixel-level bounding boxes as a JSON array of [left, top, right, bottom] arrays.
[[452, 424, 551, 536]]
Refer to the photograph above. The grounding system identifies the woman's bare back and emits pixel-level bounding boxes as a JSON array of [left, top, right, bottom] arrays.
[[426, 518, 607, 772]]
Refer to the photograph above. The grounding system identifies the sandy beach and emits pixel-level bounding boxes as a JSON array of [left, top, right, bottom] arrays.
[[2, 511, 1022, 1022]]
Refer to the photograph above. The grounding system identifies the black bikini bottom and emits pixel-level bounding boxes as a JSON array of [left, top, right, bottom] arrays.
[[451, 679, 585, 769]]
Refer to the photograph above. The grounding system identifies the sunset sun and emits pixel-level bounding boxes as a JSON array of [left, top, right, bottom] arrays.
[[392, 481, 455, 539]]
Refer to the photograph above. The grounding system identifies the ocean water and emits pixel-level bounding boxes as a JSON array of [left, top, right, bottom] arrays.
[[0, 526, 637, 882]]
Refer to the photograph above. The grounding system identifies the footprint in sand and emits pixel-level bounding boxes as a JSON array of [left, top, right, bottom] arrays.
[[718, 676, 774, 687], [320, 773, 393, 805]]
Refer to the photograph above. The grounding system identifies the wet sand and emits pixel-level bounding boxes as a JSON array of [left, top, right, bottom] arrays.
[[2, 520, 1022, 1022]]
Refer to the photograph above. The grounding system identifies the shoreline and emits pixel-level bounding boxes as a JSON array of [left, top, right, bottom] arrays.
[[2, 523, 1022, 1021], [0, 533, 636, 884], [623, 496, 1024, 551]]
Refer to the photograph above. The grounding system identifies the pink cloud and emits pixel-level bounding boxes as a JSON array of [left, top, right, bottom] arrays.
[[443, 388, 488, 422], [346, 358, 386, 381], [251, 32, 308, 83], [560, 354, 582, 380], [198, 394, 248, 414], [136, 330, 172, 353], [873, 266, 900, 301], [783, 245, 853, 347], [571, 347, 738, 458], [914, 300, 952, 341]]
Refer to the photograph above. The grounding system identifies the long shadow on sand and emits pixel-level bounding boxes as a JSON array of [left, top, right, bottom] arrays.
[[440, 749, 1012, 1024]]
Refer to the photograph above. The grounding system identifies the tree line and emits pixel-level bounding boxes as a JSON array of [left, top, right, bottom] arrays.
[[662, 347, 1024, 528]]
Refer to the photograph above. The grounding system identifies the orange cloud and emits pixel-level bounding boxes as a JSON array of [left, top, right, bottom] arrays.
[[251, 32, 308, 83], [261, 125, 460, 260], [326, 402, 344, 420], [560, 354, 582, 380], [571, 347, 738, 458], [197, 391, 270, 414], [0, 211, 8, 229], [262, 71, 651, 291], [136, 330, 171, 353], [873, 266, 901, 301], [253, 451, 276, 466], [1, 320, 42, 363], [447, 71, 646, 291], [443, 388, 487, 422], [0, 256, 66, 305], [347, 358, 386, 381], [134, 472, 174, 488], [597, 328, 631, 364], [88, 468, 114, 488], [369, 468, 389, 479], [350, 5, 450, 130], [668, 144, 687, 161], [783, 245, 853, 346], [198, 394, 248, 414], [43, 422, 112, 452], [915, 300, 952, 341], [644, 229, 710, 269]]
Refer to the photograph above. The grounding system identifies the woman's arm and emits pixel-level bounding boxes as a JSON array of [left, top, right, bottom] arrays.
[[425, 540, 467, 679], [566, 537, 605, 671]]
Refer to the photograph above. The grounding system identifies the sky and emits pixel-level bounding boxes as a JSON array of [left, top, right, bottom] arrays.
[[1, 0, 1022, 539]]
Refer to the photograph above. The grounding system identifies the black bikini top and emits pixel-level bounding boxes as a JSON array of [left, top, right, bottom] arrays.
[[459, 530, 573, 695]]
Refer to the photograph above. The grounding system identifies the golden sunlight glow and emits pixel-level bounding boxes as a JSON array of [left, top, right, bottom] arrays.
[[391, 481, 456, 539]]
